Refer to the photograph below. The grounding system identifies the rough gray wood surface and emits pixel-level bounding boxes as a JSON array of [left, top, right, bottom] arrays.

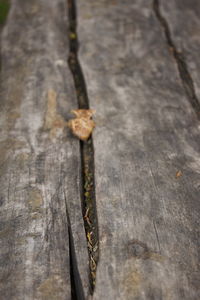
[[77, 0, 200, 299], [159, 0, 200, 102], [0, 0, 89, 299]]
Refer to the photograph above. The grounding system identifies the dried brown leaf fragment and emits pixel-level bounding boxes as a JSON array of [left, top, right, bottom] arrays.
[[68, 109, 95, 141], [175, 170, 182, 178]]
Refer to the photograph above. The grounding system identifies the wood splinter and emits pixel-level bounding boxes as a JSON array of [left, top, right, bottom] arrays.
[[68, 109, 95, 141]]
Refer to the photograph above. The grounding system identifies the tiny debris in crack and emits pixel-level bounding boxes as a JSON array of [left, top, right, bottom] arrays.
[[175, 170, 182, 178]]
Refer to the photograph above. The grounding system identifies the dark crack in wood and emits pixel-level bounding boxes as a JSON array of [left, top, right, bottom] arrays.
[[65, 194, 85, 300], [153, 0, 200, 120], [67, 0, 99, 293]]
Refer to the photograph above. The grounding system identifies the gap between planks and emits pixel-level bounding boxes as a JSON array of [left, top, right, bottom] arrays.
[[67, 0, 99, 294]]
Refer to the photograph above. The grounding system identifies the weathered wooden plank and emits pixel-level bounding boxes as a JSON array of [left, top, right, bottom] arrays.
[[0, 0, 89, 299], [158, 0, 200, 104], [77, 0, 200, 299]]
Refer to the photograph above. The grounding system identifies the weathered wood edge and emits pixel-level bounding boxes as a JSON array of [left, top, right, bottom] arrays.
[[77, 0, 200, 299], [0, 0, 89, 299]]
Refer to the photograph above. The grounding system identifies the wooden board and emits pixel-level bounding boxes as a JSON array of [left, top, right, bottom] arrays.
[[77, 0, 200, 299], [159, 0, 200, 105], [0, 0, 89, 299]]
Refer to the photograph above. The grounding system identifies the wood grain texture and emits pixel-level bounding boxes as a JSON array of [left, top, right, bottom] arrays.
[[159, 0, 200, 103], [0, 0, 89, 299], [77, 0, 200, 299]]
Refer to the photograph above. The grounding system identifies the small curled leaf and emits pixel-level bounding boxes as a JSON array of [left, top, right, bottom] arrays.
[[68, 109, 95, 141]]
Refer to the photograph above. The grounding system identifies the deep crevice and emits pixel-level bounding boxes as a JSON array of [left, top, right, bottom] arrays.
[[153, 0, 200, 120], [67, 0, 99, 293], [64, 195, 85, 300], [68, 223, 85, 300]]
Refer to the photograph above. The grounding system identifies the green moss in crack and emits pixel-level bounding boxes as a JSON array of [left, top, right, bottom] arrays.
[[0, 0, 10, 25]]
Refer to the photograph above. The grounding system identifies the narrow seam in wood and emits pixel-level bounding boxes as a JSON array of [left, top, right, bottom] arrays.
[[67, 0, 99, 293], [153, 0, 200, 120]]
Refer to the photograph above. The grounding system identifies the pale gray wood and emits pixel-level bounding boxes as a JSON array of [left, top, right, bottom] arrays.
[[0, 0, 89, 299], [77, 0, 200, 299], [159, 0, 200, 103]]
